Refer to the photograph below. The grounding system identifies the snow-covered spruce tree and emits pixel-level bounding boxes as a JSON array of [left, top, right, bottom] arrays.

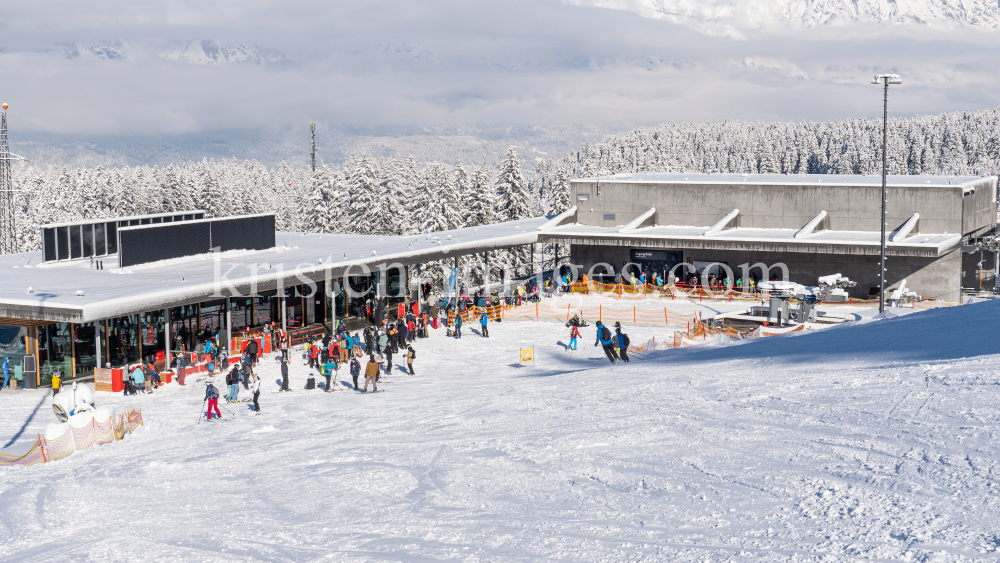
[[495, 147, 530, 223], [346, 154, 382, 235]]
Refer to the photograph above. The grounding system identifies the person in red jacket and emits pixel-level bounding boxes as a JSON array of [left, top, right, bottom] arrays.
[[568, 325, 581, 351]]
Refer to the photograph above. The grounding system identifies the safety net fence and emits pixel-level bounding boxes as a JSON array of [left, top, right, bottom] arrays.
[[0, 408, 143, 468]]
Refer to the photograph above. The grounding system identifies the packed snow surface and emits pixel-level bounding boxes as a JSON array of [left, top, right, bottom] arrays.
[[3, 297, 1000, 561]]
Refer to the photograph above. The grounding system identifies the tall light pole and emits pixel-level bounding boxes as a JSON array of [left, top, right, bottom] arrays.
[[872, 74, 901, 314]]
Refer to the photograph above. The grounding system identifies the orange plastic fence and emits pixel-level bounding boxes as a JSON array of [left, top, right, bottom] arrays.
[[0, 435, 48, 467]]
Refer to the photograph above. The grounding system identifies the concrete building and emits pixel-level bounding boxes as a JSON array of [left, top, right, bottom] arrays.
[[537, 173, 998, 301]]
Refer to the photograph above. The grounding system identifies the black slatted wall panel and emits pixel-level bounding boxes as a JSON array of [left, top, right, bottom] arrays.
[[118, 215, 275, 268], [119, 221, 211, 268]]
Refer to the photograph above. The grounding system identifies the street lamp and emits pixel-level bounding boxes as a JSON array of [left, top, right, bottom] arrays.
[[871, 73, 902, 314]]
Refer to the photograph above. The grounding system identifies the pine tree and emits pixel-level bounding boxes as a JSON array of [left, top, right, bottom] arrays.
[[495, 147, 530, 223], [346, 154, 382, 235]]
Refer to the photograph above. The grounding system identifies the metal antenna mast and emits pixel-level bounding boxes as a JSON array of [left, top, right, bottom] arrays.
[[0, 104, 27, 255], [310, 123, 317, 173]]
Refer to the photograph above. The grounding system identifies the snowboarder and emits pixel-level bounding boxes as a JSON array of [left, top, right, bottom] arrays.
[[594, 321, 618, 364], [363, 355, 379, 393], [569, 325, 580, 350], [250, 374, 261, 413], [205, 382, 222, 420], [350, 356, 361, 390], [406, 345, 415, 375], [615, 327, 631, 363], [479, 311, 489, 337]]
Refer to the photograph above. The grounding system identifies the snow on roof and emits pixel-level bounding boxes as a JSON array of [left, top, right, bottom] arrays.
[[571, 172, 992, 189], [0, 216, 551, 323]]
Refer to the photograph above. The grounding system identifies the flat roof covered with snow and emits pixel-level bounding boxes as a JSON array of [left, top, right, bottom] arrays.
[[0, 216, 552, 324], [571, 172, 991, 190]]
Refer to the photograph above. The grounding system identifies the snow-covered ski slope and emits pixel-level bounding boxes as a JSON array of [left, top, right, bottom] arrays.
[[3, 298, 1000, 561]]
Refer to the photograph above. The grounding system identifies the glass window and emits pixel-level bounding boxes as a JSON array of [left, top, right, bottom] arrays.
[[82, 224, 93, 257], [43, 228, 57, 262], [106, 222, 117, 254], [140, 310, 165, 365], [106, 315, 140, 368], [94, 223, 106, 256], [0, 325, 27, 384], [73, 322, 97, 377], [70, 225, 82, 259], [57, 227, 69, 260], [38, 323, 72, 385], [231, 299, 251, 332], [253, 296, 273, 327]]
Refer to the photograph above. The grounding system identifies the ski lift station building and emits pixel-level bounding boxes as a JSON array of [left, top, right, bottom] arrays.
[[0, 172, 995, 386], [538, 172, 997, 303]]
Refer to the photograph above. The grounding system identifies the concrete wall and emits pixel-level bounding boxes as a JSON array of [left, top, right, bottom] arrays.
[[570, 244, 962, 302], [572, 178, 995, 236]]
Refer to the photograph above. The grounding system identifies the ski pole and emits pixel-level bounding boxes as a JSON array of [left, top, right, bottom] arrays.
[[220, 403, 235, 415], [198, 398, 207, 423]]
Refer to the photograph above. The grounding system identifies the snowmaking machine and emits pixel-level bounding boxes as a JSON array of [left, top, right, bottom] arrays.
[[52, 382, 96, 422], [757, 274, 857, 326]]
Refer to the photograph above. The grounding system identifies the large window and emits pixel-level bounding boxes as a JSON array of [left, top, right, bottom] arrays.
[[253, 296, 273, 327], [106, 315, 140, 368], [38, 323, 72, 385], [141, 310, 166, 364], [0, 325, 27, 383], [73, 322, 98, 377]]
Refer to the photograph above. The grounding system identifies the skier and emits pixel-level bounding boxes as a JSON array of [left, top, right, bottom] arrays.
[[321, 358, 336, 392], [250, 374, 261, 413], [205, 381, 222, 421], [568, 324, 580, 351], [594, 321, 618, 363], [615, 327, 631, 363], [405, 345, 415, 375], [203, 338, 216, 375], [280, 356, 290, 391], [1, 356, 10, 390], [479, 310, 489, 337], [350, 356, 361, 390], [454, 311, 463, 339], [246, 337, 259, 367], [363, 355, 379, 393]]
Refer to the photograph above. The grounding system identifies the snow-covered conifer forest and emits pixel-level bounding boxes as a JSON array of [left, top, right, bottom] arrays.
[[13, 106, 1000, 281]]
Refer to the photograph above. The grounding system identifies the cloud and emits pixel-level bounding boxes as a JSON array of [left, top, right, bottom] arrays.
[[0, 0, 997, 145]]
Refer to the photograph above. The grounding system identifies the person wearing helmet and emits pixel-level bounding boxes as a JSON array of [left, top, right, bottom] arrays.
[[205, 381, 222, 420]]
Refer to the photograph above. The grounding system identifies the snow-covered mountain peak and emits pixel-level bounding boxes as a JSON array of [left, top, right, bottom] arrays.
[[567, 0, 1000, 33], [161, 41, 288, 65]]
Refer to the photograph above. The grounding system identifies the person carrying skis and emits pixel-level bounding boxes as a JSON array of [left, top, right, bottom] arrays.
[[250, 373, 261, 413], [615, 327, 631, 363], [594, 321, 618, 364], [350, 356, 361, 390], [205, 381, 222, 420], [479, 310, 489, 337], [405, 345, 416, 375], [363, 355, 379, 393], [568, 324, 580, 350], [321, 358, 336, 392]]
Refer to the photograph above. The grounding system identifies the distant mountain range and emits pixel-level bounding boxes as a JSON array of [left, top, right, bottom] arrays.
[[568, 0, 1000, 37], [60, 40, 288, 64]]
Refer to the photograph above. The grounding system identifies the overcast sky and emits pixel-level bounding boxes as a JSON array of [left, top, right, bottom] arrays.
[[2, 0, 999, 138]]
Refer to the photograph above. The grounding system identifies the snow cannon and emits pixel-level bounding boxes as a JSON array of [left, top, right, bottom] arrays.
[[53, 382, 96, 422], [888, 279, 920, 307]]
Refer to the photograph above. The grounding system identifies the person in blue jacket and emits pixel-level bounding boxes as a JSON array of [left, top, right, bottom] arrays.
[[1, 356, 10, 390], [615, 326, 630, 363], [479, 311, 489, 338], [594, 321, 618, 364], [349, 357, 361, 390], [321, 358, 336, 392]]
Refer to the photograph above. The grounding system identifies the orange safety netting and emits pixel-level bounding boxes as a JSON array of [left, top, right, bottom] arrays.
[[95, 416, 116, 445], [45, 427, 76, 462], [71, 420, 96, 451], [0, 435, 48, 467], [126, 409, 144, 433]]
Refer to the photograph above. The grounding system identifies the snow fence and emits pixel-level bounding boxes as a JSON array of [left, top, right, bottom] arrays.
[[0, 407, 144, 468]]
